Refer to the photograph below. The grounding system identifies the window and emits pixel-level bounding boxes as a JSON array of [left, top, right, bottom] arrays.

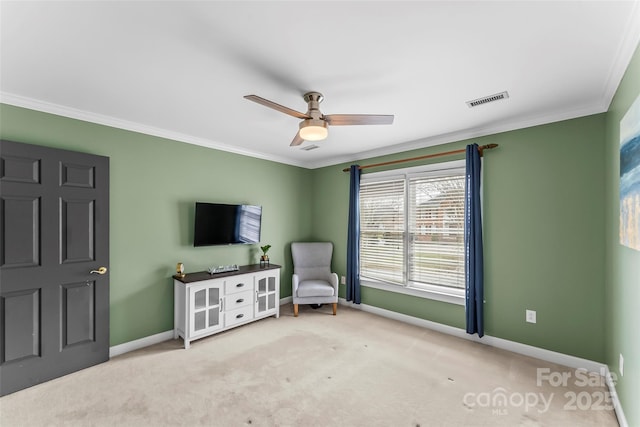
[[359, 160, 465, 303]]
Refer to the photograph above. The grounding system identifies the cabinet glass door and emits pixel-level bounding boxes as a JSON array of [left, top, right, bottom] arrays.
[[190, 283, 222, 336], [194, 289, 207, 331], [256, 274, 278, 315]]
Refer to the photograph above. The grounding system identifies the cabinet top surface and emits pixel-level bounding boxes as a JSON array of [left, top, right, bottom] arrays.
[[173, 264, 281, 284]]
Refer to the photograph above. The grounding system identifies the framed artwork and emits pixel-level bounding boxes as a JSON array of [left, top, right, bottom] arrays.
[[620, 93, 640, 251]]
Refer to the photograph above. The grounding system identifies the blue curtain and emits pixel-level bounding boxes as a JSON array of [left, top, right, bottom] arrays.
[[465, 144, 484, 337], [346, 164, 361, 304]]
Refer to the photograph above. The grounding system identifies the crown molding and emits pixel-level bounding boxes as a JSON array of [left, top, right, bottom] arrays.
[[0, 92, 309, 169], [600, 0, 640, 110], [305, 100, 609, 170], [3, 91, 609, 172]]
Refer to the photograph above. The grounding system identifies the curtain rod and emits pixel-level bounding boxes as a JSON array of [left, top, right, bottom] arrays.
[[342, 143, 499, 172]]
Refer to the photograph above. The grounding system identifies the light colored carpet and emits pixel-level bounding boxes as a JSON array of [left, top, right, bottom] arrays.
[[0, 304, 618, 426]]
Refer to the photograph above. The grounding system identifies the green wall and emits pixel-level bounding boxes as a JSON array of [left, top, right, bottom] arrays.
[[0, 104, 313, 346], [311, 115, 607, 362], [604, 42, 640, 427]]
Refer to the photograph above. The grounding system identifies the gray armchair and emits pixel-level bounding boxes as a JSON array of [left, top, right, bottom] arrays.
[[291, 242, 339, 317]]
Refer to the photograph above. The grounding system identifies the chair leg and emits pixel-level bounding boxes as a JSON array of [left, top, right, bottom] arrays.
[[332, 303, 337, 315], [294, 304, 299, 317]]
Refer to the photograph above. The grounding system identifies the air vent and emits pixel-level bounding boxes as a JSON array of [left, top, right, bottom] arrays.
[[301, 145, 319, 151], [466, 91, 509, 108]]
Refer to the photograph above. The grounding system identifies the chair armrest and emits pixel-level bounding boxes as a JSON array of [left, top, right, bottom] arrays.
[[292, 274, 300, 293], [329, 272, 339, 293]]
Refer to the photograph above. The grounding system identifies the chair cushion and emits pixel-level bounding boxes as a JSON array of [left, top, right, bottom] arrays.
[[297, 280, 335, 297], [296, 266, 331, 283]]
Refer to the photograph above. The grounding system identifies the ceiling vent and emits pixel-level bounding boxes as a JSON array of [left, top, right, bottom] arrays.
[[301, 144, 319, 151], [466, 91, 509, 108]]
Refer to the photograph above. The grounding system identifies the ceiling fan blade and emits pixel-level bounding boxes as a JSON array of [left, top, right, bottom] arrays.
[[324, 114, 394, 126], [290, 132, 304, 147], [244, 95, 309, 119]]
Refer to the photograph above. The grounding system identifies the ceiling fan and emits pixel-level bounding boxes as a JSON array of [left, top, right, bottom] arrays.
[[244, 92, 394, 146]]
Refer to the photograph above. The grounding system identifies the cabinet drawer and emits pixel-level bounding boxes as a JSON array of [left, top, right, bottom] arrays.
[[225, 277, 252, 295], [225, 305, 254, 327], [224, 290, 253, 310]]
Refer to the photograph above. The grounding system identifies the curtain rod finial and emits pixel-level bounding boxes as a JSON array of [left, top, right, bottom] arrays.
[[478, 143, 499, 156]]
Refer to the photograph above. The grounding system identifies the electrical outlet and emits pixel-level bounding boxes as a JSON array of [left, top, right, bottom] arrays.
[[620, 354, 624, 376], [341, 276, 346, 285], [526, 309, 536, 323]]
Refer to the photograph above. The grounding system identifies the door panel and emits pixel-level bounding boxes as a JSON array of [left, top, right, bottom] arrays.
[[60, 198, 95, 263], [1, 196, 40, 267], [0, 154, 40, 184], [60, 162, 94, 188], [0, 140, 109, 396], [1, 288, 40, 363], [61, 281, 95, 347]]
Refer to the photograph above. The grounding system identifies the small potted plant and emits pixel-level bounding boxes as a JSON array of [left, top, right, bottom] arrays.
[[260, 244, 271, 267]]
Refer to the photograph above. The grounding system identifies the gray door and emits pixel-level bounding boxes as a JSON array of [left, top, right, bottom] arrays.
[[0, 139, 109, 396]]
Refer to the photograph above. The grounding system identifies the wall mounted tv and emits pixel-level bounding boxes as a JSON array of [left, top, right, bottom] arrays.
[[193, 202, 262, 246]]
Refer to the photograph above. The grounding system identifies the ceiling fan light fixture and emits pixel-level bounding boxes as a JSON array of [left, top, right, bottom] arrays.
[[244, 92, 394, 146], [299, 119, 328, 141]]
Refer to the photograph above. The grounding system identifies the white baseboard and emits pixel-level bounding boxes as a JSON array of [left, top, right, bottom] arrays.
[[604, 365, 628, 427], [109, 330, 174, 358], [279, 295, 292, 305], [338, 298, 605, 372]]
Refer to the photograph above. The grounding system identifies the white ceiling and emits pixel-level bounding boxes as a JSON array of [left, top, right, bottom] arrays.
[[2, 1, 640, 169]]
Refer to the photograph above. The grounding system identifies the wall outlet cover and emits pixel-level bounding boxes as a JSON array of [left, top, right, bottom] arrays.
[[341, 276, 346, 285], [526, 309, 537, 323]]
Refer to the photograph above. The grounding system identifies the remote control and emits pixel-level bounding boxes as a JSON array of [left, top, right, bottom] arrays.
[[208, 264, 239, 274]]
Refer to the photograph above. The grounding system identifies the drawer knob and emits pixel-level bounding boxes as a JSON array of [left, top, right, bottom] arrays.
[[236, 313, 244, 319], [236, 298, 244, 303], [236, 283, 244, 288]]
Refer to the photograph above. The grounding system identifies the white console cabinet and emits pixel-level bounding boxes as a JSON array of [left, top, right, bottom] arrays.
[[174, 264, 280, 349]]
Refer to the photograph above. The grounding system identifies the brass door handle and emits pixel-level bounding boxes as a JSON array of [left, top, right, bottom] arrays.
[[90, 267, 108, 275]]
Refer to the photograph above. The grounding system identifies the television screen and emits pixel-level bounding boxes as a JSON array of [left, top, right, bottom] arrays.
[[194, 202, 262, 246]]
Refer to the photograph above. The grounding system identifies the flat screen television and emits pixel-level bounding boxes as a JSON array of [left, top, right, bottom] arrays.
[[193, 202, 262, 246]]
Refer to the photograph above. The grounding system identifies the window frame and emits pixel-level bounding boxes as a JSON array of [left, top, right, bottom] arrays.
[[359, 159, 466, 306]]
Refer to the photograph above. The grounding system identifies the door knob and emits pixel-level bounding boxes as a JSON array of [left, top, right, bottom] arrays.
[[90, 267, 108, 275]]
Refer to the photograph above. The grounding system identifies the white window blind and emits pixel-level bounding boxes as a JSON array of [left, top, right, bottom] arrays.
[[408, 174, 465, 289], [359, 161, 465, 294], [359, 178, 405, 284]]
